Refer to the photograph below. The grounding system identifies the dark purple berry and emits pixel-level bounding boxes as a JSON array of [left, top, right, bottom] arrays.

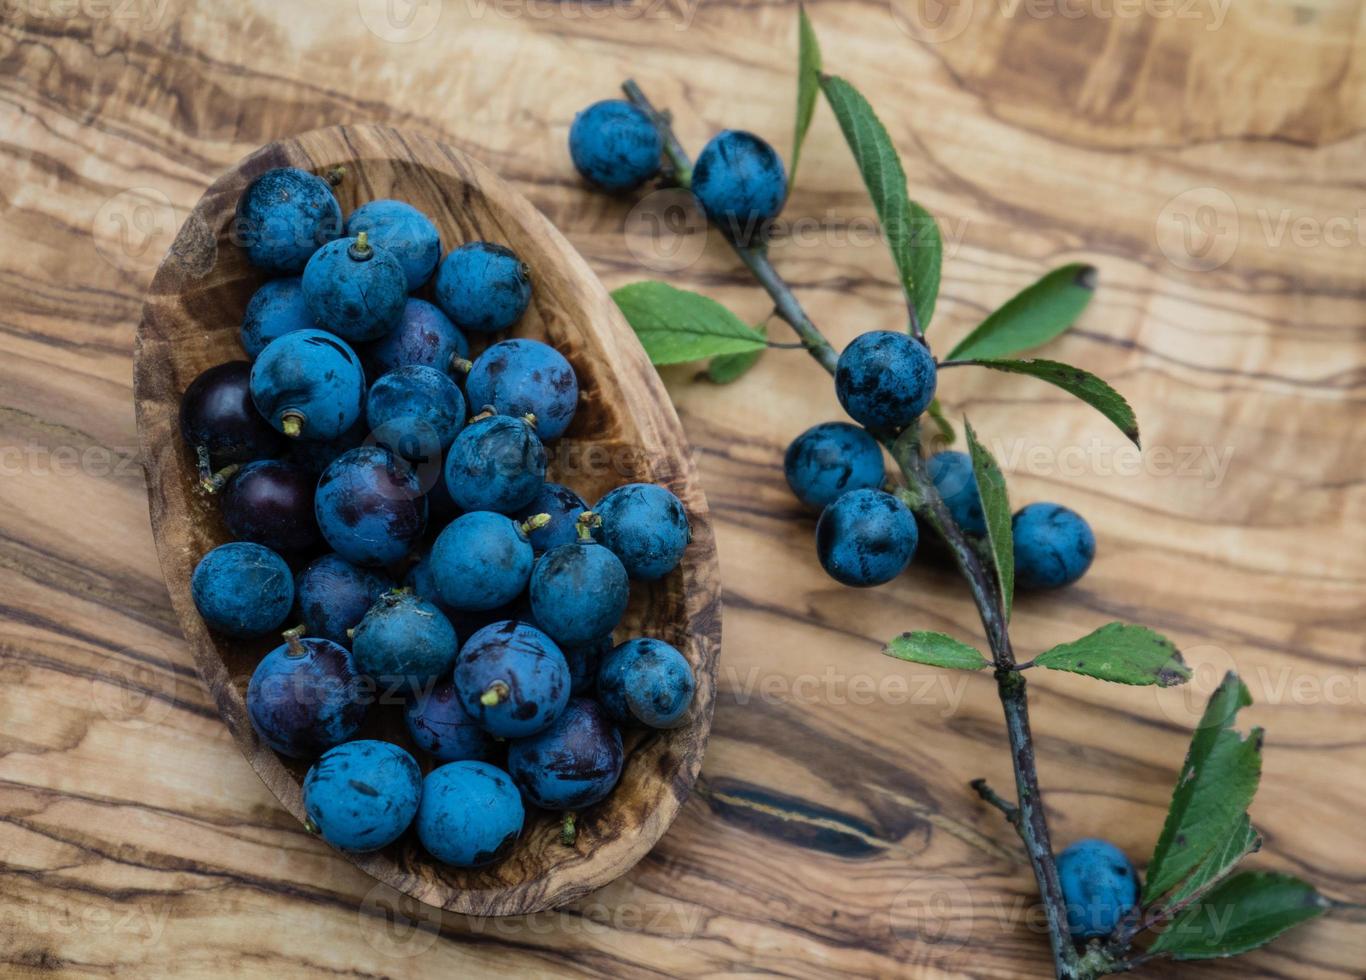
[[220, 459, 320, 553]]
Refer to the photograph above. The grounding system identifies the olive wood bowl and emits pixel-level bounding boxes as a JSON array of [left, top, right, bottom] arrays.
[[133, 124, 720, 916]]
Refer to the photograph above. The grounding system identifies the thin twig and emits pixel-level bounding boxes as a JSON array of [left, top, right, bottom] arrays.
[[622, 81, 841, 376], [621, 79, 1085, 979], [970, 778, 1021, 828], [622, 80, 694, 187]]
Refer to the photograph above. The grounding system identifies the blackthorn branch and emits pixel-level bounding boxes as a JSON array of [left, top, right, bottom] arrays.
[[623, 78, 1091, 979]]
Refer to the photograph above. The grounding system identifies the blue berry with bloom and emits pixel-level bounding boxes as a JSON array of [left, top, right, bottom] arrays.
[[454, 620, 570, 739], [301, 234, 407, 342], [465, 338, 579, 441], [835, 330, 937, 432], [434, 242, 531, 334], [1012, 503, 1096, 590], [430, 512, 537, 612], [815, 488, 917, 587], [443, 414, 546, 514], [191, 542, 293, 638], [250, 329, 365, 440], [367, 365, 466, 462], [691, 130, 787, 242], [596, 637, 695, 730], [416, 761, 525, 868], [351, 590, 458, 690], [569, 99, 663, 191], [784, 421, 886, 510], [240, 277, 316, 358], [345, 198, 442, 290], [592, 482, 690, 581], [303, 740, 420, 852], [234, 167, 341, 274], [529, 538, 629, 648], [1057, 839, 1139, 939]]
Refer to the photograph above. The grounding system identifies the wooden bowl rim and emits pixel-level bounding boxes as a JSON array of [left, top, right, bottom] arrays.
[[132, 123, 721, 915]]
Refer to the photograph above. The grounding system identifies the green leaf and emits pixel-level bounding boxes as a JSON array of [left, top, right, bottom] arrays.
[[926, 398, 955, 444], [612, 281, 767, 365], [963, 420, 1013, 619], [1144, 673, 1263, 904], [1149, 872, 1328, 960], [819, 74, 942, 332], [1164, 813, 1261, 908], [885, 631, 989, 671], [947, 264, 1097, 361], [1033, 623, 1191, 687], [958, 358, 1140, 447], [706, 322, 767, 383], [790, 4, 822, 189]]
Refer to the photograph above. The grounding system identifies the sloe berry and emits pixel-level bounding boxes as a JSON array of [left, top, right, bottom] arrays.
[[246, 632, 369, 758], [835, 330, 936, 432], [569, 100, 663, 191], [303, 740, 420, 852], [815, 488, 917, 587], [345, 199, 442, 291], [434, 242, 531, 334], [1012, 502, 1095, 590], [784, 421, 886, 510], [250, 329, 365, 440], [191, 541, 293, 637], [301, 234, 407, 343], [416, 760, 524, 868], [234, 167, 342, 274]]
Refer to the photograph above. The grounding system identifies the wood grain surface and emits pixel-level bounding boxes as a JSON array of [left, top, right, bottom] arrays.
[[1, 1, 1363, 977], [133, 124, 720, 916]]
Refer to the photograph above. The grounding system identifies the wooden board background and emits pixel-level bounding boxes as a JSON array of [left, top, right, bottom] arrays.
[[1, 1, 1363, 977]]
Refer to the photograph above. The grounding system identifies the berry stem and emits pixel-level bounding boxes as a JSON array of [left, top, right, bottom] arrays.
[[518, 513, 551, 537], [282, 625, 307, 657], [627, 80, 1084, 980], [449, 355, 473, 376], [280, 410, 305, 439], [621, 80, 838, 374], [575, 510, 602, 542], [969, 777, 1020, 828], [349, 230, 372, 261], [480, 681, 509, 707], [622, 80, 692, 187], [194, 445, 240, 494], [560, 811, 577, 847]]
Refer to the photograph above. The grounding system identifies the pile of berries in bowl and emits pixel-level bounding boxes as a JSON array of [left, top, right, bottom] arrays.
[[140, 129, 717, 911]]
